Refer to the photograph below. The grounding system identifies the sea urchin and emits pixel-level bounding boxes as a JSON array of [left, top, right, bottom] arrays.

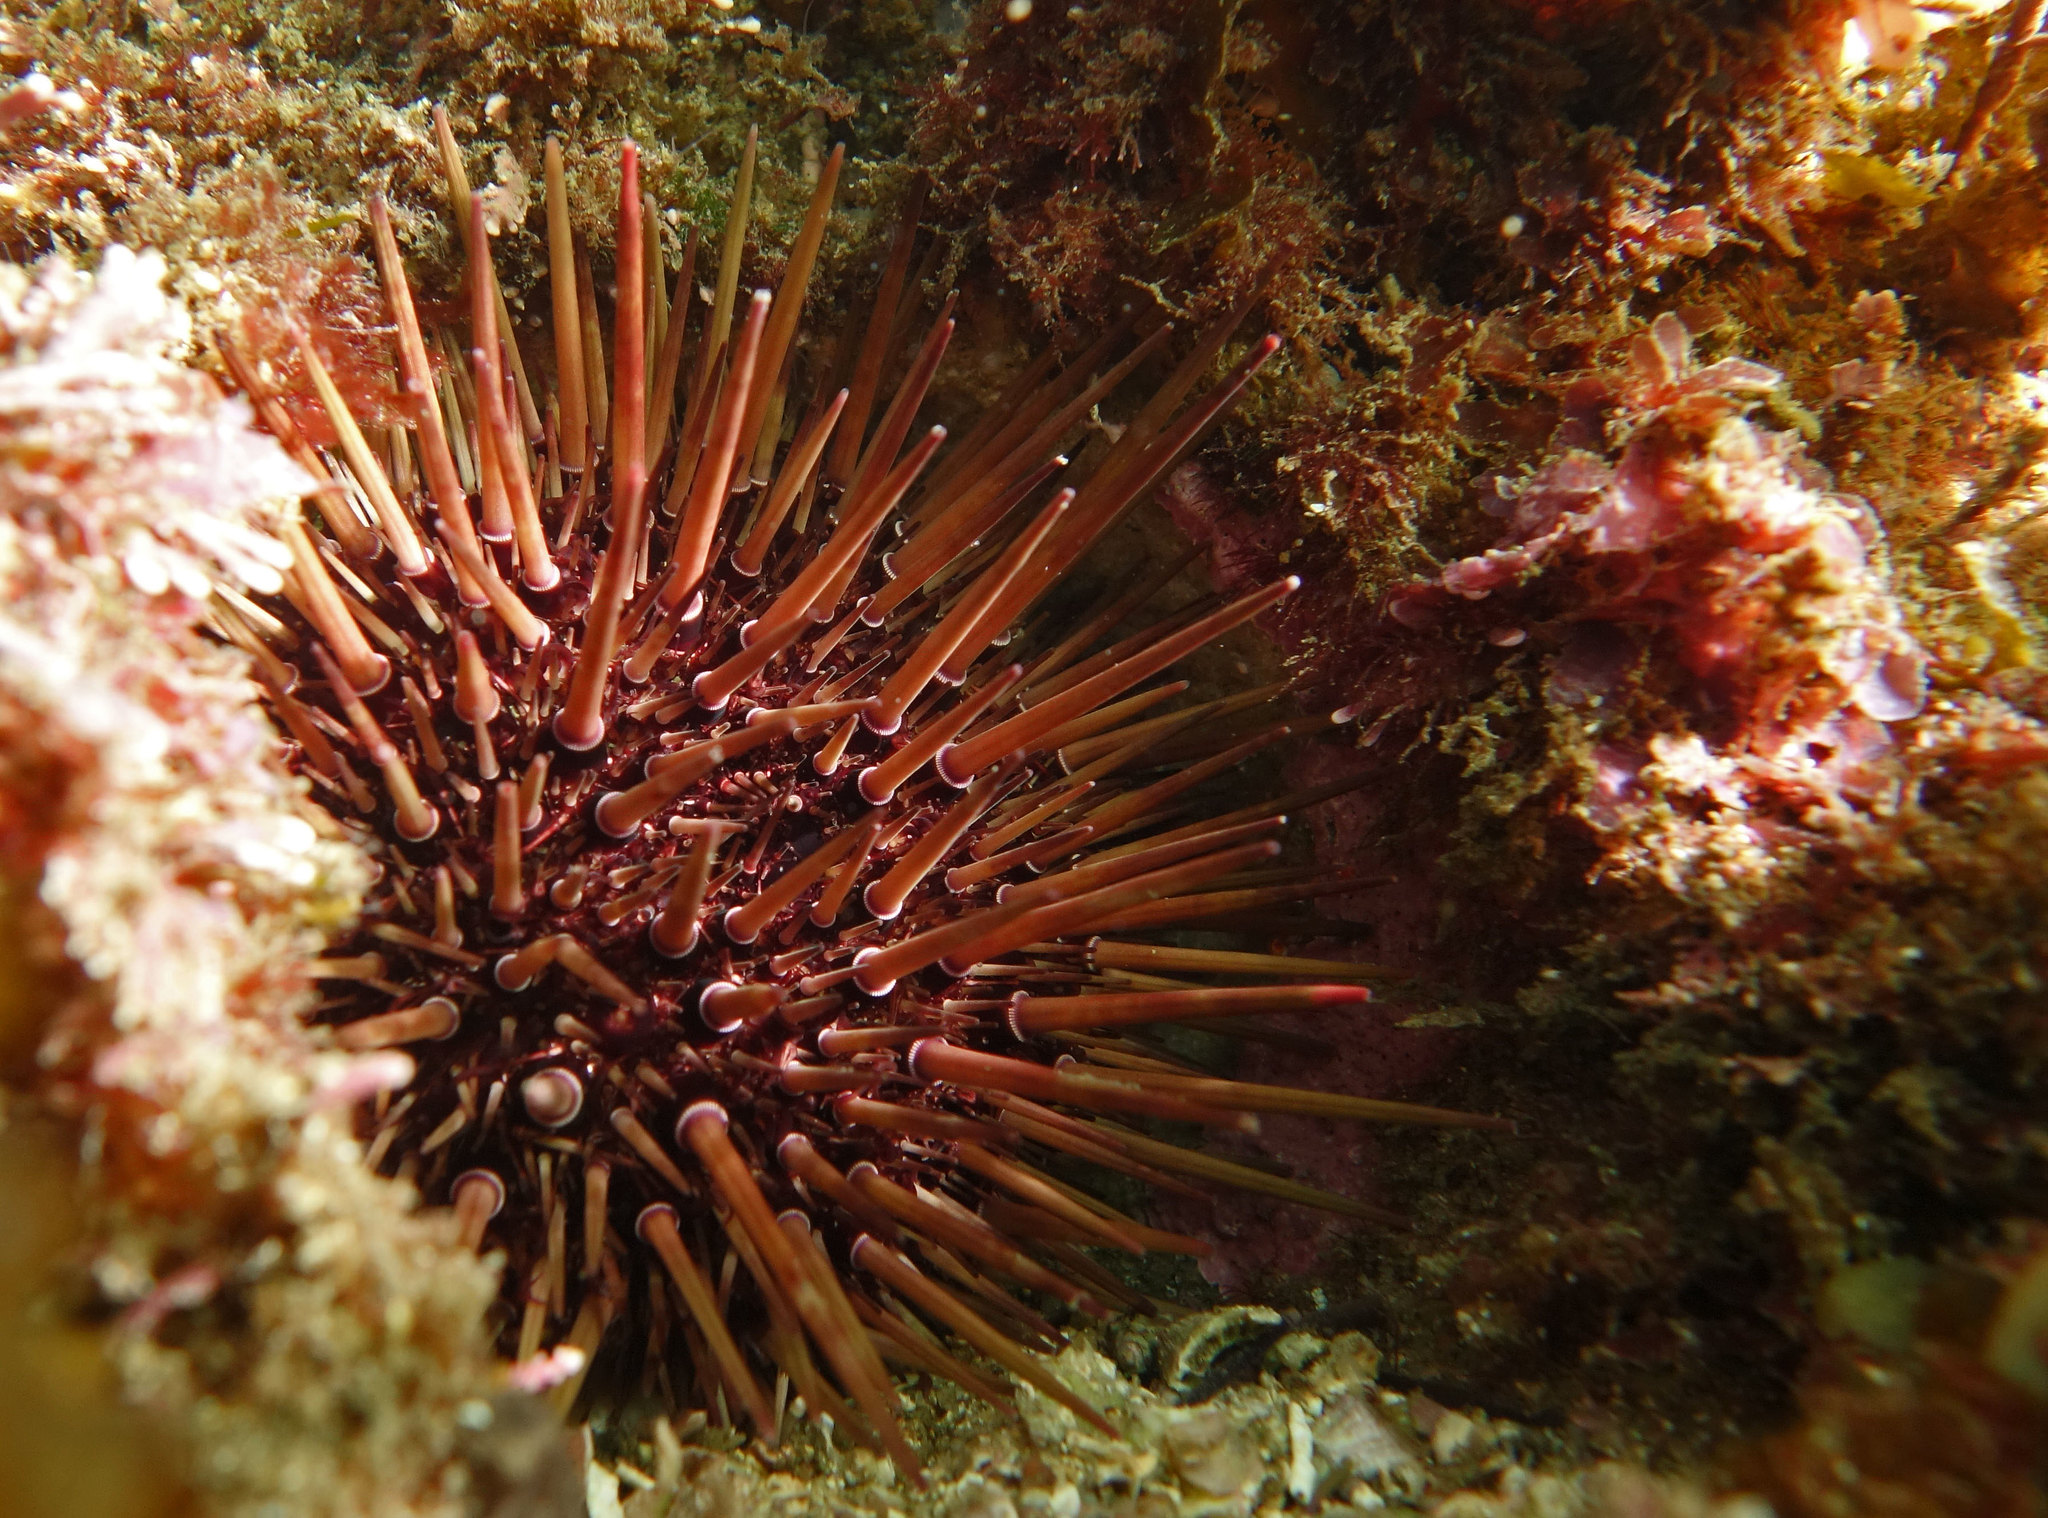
[[216, 116, 1509, 1483]]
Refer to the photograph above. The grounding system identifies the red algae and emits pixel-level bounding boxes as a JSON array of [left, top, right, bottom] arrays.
[[1387, 313, 1928, 760]]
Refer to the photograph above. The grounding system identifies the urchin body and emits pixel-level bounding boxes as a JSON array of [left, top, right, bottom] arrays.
[[230, 121, 1502, 1481]]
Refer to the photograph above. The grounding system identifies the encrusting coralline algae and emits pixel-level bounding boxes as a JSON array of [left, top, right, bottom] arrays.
[[0, 246, 522, 1517]]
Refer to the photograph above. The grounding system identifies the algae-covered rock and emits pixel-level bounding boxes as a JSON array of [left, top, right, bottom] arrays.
[[0, 1, 2044, 1513]]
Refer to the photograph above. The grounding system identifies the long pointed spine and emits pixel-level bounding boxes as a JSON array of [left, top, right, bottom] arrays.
[[544, 138, 589, 471], [863, 491, 1071, 735], [1036, 679, 1190, 758], [876, 321, 1174, 614], [636, 1204, 779, 1441], [295, 331, 430, 576], [643, 191, 667, 381], [688, 427, 947, 714], [1016, 542, 1201, 697], [907, 311, 1136, 527], [1082, 940, 1383, 981], [761, 425, 948, 630], [701, 126, 757, 400], [836, 296, 958, 532], [576, 242, 609, 445], [469, 198, 559, 590], [938, 334, 1283, 685], [555, 141, 647, 752], [931, 839, 1280, 977], [651, 821, 738, 958], [850, 1236, 1115, 1436], [491, 779, 524, 916], [857, 663, 1022, 806], [312, 642, 437, 840], [939, 577, 1298, 782], [1069, 721, 1300, 837], [732, 388, 848, 577], [723, 813, 879, 945], [1001, 817, 1285, 910], [433, 103, 541, 438], [645, 225, 700, 466], [365, 195, 489, 605], [1008, 983, 1368, 1035], [664, 289, 771, 599], [734, 143, 845, 482], [863, 765, 1012, 921], [825, 176, 927, 486], [282, 518, 389, 692], [680, 1104, 923, 1484]]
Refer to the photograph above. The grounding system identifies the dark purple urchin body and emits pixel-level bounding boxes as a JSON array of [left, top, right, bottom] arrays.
[[223, 118, 1509, 1484]]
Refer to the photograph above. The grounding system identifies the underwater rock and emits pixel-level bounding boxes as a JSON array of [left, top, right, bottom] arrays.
[[1, 0, 2047, 1512]]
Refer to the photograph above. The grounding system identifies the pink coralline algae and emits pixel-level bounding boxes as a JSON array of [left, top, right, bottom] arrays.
[[1386, 313, 1927, 844]]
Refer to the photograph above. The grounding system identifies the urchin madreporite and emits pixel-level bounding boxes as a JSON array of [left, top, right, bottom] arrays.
[[224, 114, 1509, 1483]]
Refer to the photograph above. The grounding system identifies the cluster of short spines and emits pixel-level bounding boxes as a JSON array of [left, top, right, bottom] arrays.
[[215, 114, 1512, 1484]]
